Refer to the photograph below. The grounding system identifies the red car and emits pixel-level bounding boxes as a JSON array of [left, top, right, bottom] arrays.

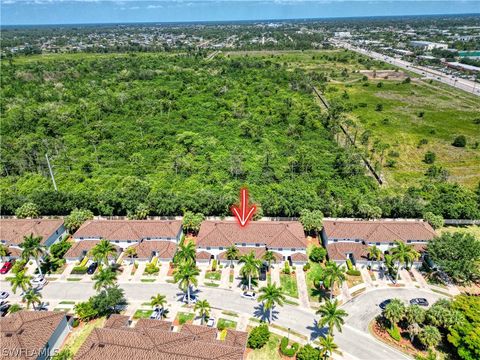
[[0, 261, 14, 274]]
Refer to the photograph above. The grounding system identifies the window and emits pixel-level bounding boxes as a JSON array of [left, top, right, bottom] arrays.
[[291, 248, 295, 252], [376, 242, 380, 245], [407, 240, 411, 243], [242, 243, 246, 247], [219, 247, 224, 250], [354, 239, 360, 243], [207, 247, 211, 250], [333, 239, 338, 243], [255, 243, 260, 247]]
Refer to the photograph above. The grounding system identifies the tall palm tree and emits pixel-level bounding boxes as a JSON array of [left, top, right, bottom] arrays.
[[20, 234, 46, 277], [257, 283, 286, 323], [262, 250, 276, 269], [316, 299, 348, 335], [239, 251, 262, 290], [383, 299, 405, 329], [323, 262, 346, 300], [405, 304, 426, 341], [367, 245, 382, 269], [226, 245, 239, 267], [9, 270, 31, 294], [418, 325, 441, 350], [22, 288, 42, 310], [0, 244, 9, 261], [90, 239, 117, 267], [92, 267, 117, 291], [194, 299, 211, 325], [390, 240, 420, 279], [173, 260, 199, 305], [319, 335, 341, 359], [175, 240, 196, 265], [150, 293, 167, 310], [124, 246, 137, 265]]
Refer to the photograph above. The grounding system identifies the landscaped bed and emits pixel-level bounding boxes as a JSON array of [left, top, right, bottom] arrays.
[[133, 309, 153, 319], [205, 271, 221, 281], [280, 273, 298, 298], [346, 274, 363, 288], [217, 318, 237, 330], [174, 312, 195, 325], [62, 317, 106, 356]]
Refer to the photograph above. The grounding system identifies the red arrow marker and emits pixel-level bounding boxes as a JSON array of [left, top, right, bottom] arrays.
[[231, 188, 256, 227]]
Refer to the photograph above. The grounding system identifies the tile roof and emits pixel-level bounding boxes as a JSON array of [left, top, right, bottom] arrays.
[[327, 242, 370, 261], [135, 319, 172, 331], [218, 247, 283, 262], [104, 315, 130, 329], [64, 240, 121, 259], [0, 311, 67, 360], [323, 220, 436, 244], [290, 252, 308, 262], [6, 246, 22, 258], [197, 221, 306, 249], [73, 220, 182, 242], [128, 240, 177, 260], [196, 251, 213, 260], [0, 219, 64, 246], [74, 322, 247, 360]]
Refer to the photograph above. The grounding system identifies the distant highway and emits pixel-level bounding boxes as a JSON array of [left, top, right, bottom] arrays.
[[333, 40, 480, 96]]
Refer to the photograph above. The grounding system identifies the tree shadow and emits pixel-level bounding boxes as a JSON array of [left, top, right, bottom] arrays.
[[309, 286, 330, 301], [253, 303, 279, 323], [238, 276, 259, 290], [306, 319, 329, 342]]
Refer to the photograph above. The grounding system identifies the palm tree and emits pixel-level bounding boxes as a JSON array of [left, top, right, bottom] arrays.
[[239, 251, 262, 290], [9, 270, 31, 294], [194, 299, 211, 325], [150, 293, 167, 310], [383, 299, 405, 329], [367, 245, 382, 269], [262, 250, 276, 269], [257, 283, 286, 323], [316, 299, 348, 335], [90, 239, 117, 267], [175, 240, 196, 265], [405, 305, 426, 341], [20, 234, 46, 277], [418, 325, 441, 350], [7, 304, 22, 314], [124, 246, 137, 265], [173, 260, 199, 305], [0, 244, 9, 261], [319, 335, 341, 359], [92, 267, 117, 291], [22, 288, 42, 310], [390, 240, 420, 279], [226, 245, 239, 267], [323, 262, 346, 300]]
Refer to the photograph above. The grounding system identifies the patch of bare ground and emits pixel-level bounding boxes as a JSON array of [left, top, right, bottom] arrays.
[[359, 69, 408, 80]]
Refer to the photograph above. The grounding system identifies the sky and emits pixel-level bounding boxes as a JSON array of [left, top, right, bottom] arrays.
[[1, 0, 480, 26]]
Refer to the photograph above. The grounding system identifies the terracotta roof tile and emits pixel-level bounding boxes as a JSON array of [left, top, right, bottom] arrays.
[[196, 251, 213, 260], [65, 240, 121, 259], [290, 252, 308, 262], [197, 221, 306, 249], [73, 220, 182, 241], [327, 242, 370, 261], [104, 315, 130, 329], [0, 219, 64, 246], [218, 247, 283, 262], [128, 240, 177, 260], [135, 319, 172, 331]]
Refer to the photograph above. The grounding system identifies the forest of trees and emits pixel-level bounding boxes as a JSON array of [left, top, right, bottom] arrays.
[[1, 52, 479, 219]]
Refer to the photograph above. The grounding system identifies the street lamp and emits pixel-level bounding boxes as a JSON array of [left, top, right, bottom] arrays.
[[287, 327, 291, 343]]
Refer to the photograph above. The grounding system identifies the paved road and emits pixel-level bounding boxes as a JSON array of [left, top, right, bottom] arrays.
[[334, 40, 480, 96], [1, 280, 445, 359]]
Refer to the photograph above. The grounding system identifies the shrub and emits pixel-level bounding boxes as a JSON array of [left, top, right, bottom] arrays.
[[49, 240, 72, 259], [375, 104, 383, 111], [72, 318, 80, 328], [71, 266, 88, 275], [79, 256, 89, 267], [247, 324, 270, 349], [309, 247, 326, 263], [377, 82, 383, 88], [144, 263, 160, 275], [283, 261, 291, 275], [303, 263, 311, 272], [423, 212, 444, 229], [15, 202, 39, 219], [452, 135, 466, 147], [418, 138, 428, 147], [296, 344, 321, 360], [347, 269, 361, 276], [423, 151, 436, 164], [387, 325, 401, 341], [279, 336, 299, 357], [346, 259, 353, 271], [211, 259, 217, 272]]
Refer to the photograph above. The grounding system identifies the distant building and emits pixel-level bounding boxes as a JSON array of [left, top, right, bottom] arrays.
[[410, 41, 448, 51], [444, 61, 480, 73], [334, 31, 352, 38]]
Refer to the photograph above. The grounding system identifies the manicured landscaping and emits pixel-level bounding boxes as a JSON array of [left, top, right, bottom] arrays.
[[280, 274, 298, 298], [246, 333, 282, 360], [204, 281, 220, 287], [59, 300, 76, 305], [346, 274, 364, 288], [221, 310, 239, 317], [62, 317, 106, 355], [67, 277, 82, 281], [175, 312, 195, 325], [133, 309, 153, 319], [141, 278, 156, 283], [205, 271, 221, 281], [217, 318, 237, 330]]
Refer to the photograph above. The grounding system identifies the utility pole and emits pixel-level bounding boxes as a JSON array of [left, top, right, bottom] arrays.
[[45, 153, 58, 191]]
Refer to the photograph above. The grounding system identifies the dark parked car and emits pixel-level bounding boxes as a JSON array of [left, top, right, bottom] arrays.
[[0, 261, 14, 274], [410, 298, 429, 307], [379, 299, 392, 310], [87, 262, 98, 275]]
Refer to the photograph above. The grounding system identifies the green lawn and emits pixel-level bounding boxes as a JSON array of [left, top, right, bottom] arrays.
[[62, 317, 106, 355], [176, 312, 195, 325], [133, 309, 153, 319], [141, 278, 156, 283], [217, 318, 237, 330], [204, 282, 220, 287], [247, 333, 282, 360], [59, 300, 76, 305], [66, 278, 82, 282], [221, 310, 239, 317], [205, 271, 221, 281], [280, 274, 298, 298]]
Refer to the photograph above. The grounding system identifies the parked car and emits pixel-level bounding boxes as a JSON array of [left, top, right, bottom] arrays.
[[206, 317, 216, 327], [87, 262, 98, 275], [150, 307, 164, 320], [181, 294, 197, 304], [379, 299, 392, 310], [410, 298, 429, 307], [0, 291, 9, 300], [31, 275, 48, 289], [0, 261, 14, 274], [241, 291, 256, 300]]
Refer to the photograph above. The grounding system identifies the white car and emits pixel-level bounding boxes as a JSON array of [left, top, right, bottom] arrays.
[[0, 291, 9, 299], [241, 291, 256, 300], [31, 276, 48, 289], [206, 317, 215, 327]]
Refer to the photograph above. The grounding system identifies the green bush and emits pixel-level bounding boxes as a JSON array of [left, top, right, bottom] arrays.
[[49, 240, 72, 259], [387, 325, 401, 341], [423, 151, 436, 164], [296, 344, 321, 360], [308, 247, 326, 263], [144, 262, 160, 275], [71, 266, 88, 275], [211, 259, 217, 272], [247, 324, 270, 349], [347, 269, 361, 276], [279, 336, 299, 357], [452, 135, 466, 147], [283, 261, 291, 275], [346, 259, 353, 271], [72, 318, 80, 328], [303, 263, 311, 272]]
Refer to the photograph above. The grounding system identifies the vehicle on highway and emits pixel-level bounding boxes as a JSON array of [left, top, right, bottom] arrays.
[[0, 291, 9, 300], [87, 262, 98, 275], [410, 298, 429, 306], [150, 307, 165, 320], [206, 317, 216, 327], [0, 261, 15, 274], [241, 291, 256, 300], [379, 299, 392, 310], [181, 294, 198, 304]]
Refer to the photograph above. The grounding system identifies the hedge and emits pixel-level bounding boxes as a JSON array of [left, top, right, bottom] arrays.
[[247, 324, 270, 349], [347, 269, 361, 276], [346, 259, 353, 271], [71, 266, 88, 275], [387, 325, 401, 341], [279, 336, 299, 357]]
